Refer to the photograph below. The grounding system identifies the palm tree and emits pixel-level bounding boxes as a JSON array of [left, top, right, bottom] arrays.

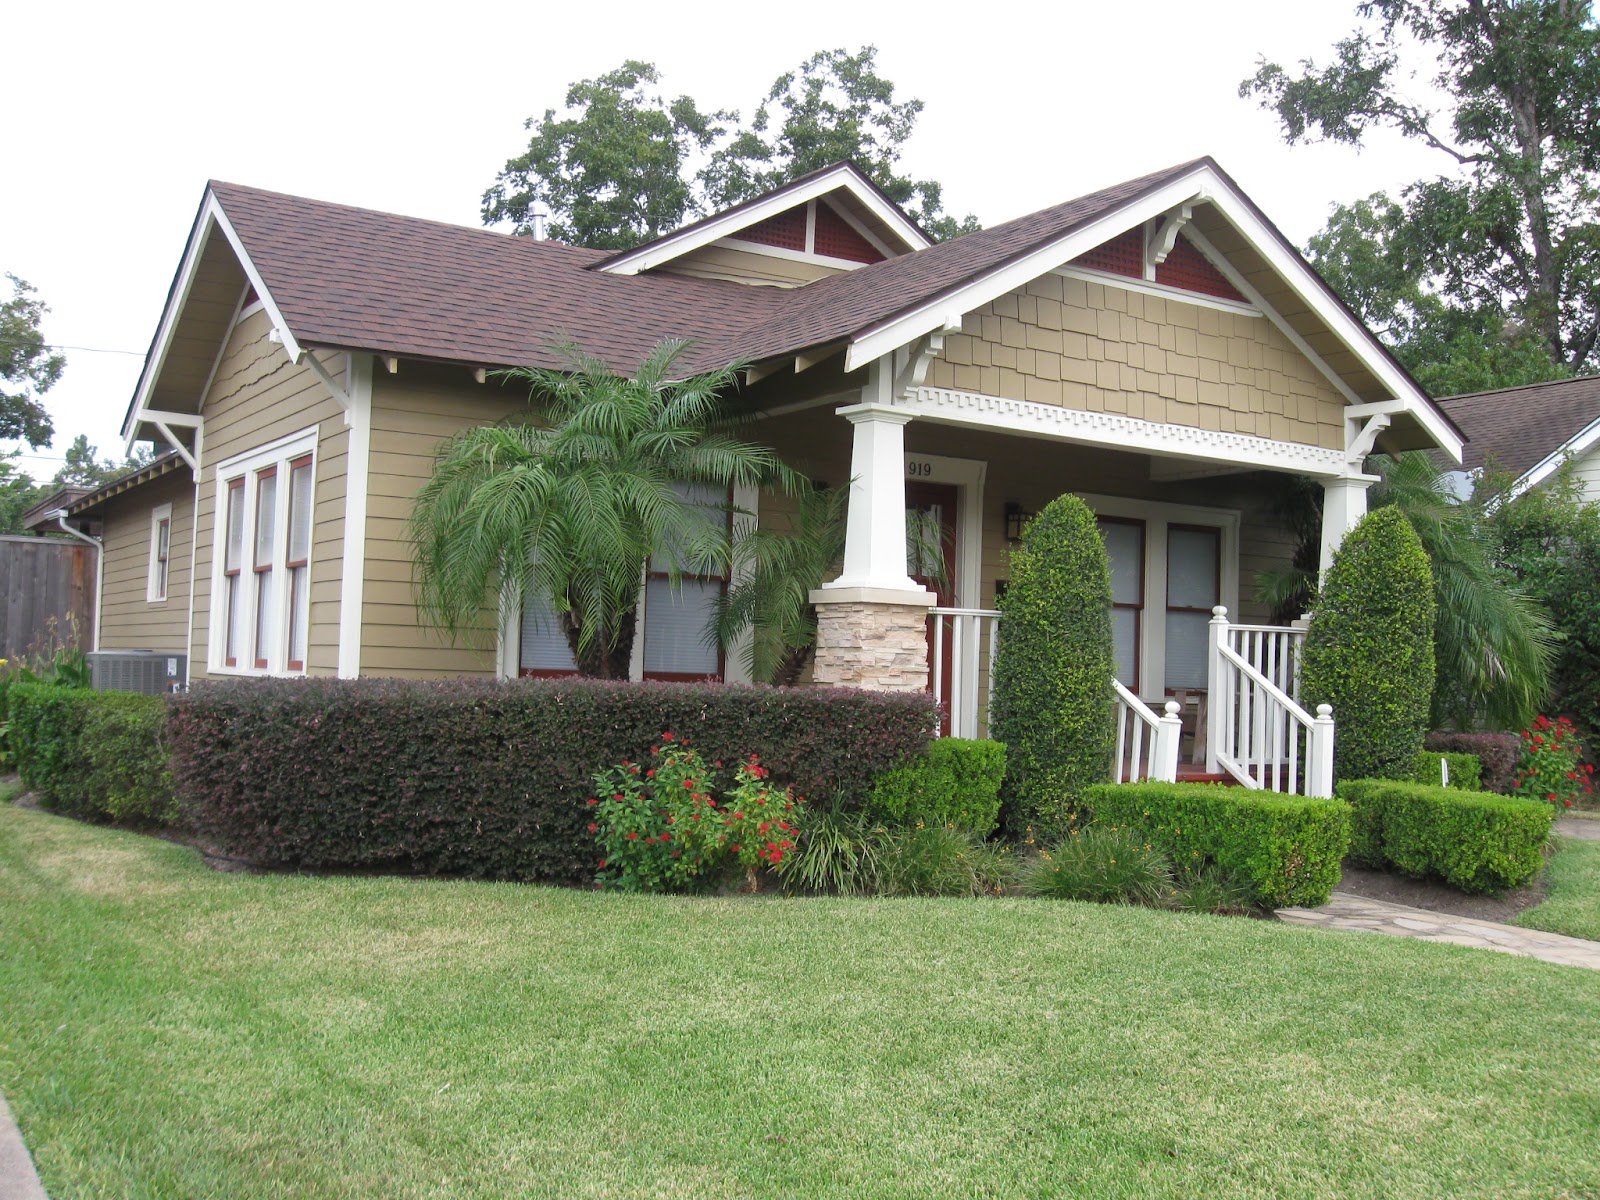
[[410, 340, 800, 678], [1254, 454, 1555, 728]]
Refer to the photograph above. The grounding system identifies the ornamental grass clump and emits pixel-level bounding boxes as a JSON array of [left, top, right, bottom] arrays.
[[1301, 507, 1436, 782], [591, 734, 800, 893], [1017, 826, 1172, 906], [1509, 715, 1594, 810], [991, 494, 1115, 841]]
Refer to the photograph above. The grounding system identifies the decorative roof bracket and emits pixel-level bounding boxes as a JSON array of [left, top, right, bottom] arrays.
[[1146, 203, 1194, 278]]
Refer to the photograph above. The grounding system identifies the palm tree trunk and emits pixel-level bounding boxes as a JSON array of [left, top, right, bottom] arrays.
[[772, 643, 814, 688]]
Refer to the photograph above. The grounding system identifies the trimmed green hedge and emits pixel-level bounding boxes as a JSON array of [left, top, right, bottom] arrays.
[[1083, 781, 1351, 908], [864, 738, 1007, 833], [1338, 779, 1552, 893], [992, 495, 1115, 840], [8, 684, 177, 825], [171, 677, 937, 882], [1302, 508, 1436, 782], [1411, 751, 1482, 791]]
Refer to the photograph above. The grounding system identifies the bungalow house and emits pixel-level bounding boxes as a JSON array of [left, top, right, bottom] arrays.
[[65, 157, 1464, 793], [1439, 375, 1600, 499]]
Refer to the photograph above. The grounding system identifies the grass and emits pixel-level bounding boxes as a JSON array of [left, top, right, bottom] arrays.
[[1515, 835, 1600, 942], [3, 802, 1600, 1199]]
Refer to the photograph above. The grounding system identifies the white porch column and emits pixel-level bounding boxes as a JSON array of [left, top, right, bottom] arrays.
[[1319, 475, 1376, 579], [810, 372, 936, 692], [822, 402, 924, 594]]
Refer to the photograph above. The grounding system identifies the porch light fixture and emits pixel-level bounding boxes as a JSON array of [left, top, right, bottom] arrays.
[[1005, 502, 1035, 543]]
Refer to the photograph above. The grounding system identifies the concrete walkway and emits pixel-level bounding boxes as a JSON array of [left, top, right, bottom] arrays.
[[1556, 815, 1600, 841], [0, 1093, 46, 1200], [1278, 892, 1600, 971]]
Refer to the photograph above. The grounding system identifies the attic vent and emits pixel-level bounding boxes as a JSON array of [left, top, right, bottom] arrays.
[[737, 207, 809, 252], [1072, 229, 1145, 279], [813, 204, 884, 264]]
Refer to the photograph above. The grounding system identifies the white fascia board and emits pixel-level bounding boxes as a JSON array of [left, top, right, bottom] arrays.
[[599, 165, 932, 276], [901, 384, 1352, 479], [1515, 413, 1600, 495], [122, 192, 302, 441], [844, 169, 1214, 372], [714, 236, 871, 273]]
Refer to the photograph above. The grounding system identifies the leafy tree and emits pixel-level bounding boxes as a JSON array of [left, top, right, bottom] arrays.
[[50, 435, 154, 489], [0, 454, 45, 535], [1487, 464, 1600, 735], [481, 61, 731, 250], [485, 49, 977, 250], [1243, 1, 1600, 382], [991, 495, 1115, 841], [700, 47, 979, 241], [1, 274, 63, 447], [1302, 507, 1437, 782], [410, 340, 800, 678]]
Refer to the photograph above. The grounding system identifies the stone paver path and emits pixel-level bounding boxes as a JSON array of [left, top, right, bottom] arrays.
[[1555, 816, 1600, 841], [1277, 892, 1600, 971], [0, 1092, 47, 1200]]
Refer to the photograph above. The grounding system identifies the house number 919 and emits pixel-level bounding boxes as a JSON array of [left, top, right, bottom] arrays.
[[906, 460, 935, 478]]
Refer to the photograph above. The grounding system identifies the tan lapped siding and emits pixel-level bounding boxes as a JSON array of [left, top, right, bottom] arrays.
[[95, 470, 194, 652], [190, 308, 348, 680], [363, 366, 525, 678], [656, 243, 847, 287], [925, 274, 1348, 451]]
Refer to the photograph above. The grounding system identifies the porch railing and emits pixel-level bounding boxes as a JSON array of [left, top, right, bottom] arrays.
[[928, 607, 1000, 740], [1113, 680, 1182, 783], [1206, 606, 1334, 797]]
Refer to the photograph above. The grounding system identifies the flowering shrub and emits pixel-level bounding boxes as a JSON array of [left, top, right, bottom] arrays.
[[1509, 715, 1594, 810], [593, 735, 800, 893]]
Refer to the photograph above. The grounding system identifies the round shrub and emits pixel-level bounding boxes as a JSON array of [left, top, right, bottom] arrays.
[[992, 494, 1115, 840], [864, 738, 1006, 834], [1302, 507, 1436, 783]]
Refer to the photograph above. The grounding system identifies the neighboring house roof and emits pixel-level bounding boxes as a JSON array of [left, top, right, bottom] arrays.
[[19, 486, 92, 533], [122, 156, 1463, 458], [64, 452, 187, 517], [1438, 375, 1600, 488]]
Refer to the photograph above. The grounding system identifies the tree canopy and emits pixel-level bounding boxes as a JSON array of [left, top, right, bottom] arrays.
[[1242, 0, 1600, 392], [1, 274, 63, 448], [483, 48, 977, 250]]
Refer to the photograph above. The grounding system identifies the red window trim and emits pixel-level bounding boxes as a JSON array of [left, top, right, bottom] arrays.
[[223, 477, 245, 667]]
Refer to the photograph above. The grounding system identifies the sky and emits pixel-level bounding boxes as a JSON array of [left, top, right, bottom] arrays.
[[2, 0, 1440, 481]]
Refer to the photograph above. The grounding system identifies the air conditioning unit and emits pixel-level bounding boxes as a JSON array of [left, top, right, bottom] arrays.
[[89, 651, 187, 696]]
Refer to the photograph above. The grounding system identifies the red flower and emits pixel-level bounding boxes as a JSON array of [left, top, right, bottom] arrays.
[[666, 816, 676, 824], [714, 761, 724, 768], [1565, 799, 1575, 807], [756, 797, 766, 806], [1533, 735, 1545, 745], [614, 794, 623, 801], [780, 839, 793, 850], [731, 844, 742, 852], [627, 832, 639, 841], [587, 822, 598, 834], [1549, 794, 1558, 802], [663, 732, 675, 741], [660, 833, 671, 842], [598, 859, 607, 868], [647, 770, 656, 779], [586, 798, 599, 806], [733, 811, 745, 820], [684, 780, 695, 789], [759, 822, 771, 833]]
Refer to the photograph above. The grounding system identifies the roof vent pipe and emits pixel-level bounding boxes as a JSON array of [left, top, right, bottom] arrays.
[[529, 201, 550, 241]]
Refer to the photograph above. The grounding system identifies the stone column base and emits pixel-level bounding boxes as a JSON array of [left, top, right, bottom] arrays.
[[809, 586, 937, 692]]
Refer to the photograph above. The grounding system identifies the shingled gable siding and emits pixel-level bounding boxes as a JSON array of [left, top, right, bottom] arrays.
[[95, 471, 194, 652], [363, 366, 524, 678], [923, 273, 1347, 452], [656, 244, 849, 287], [189, 308, 348, 680]]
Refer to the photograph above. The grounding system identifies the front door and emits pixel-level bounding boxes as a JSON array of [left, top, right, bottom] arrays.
[[906, 481, 959, 733]]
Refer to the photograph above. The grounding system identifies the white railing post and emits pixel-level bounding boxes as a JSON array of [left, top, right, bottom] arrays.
[[1153, 700, 1182, 783], [1206, 606, 1228, 775], [1308, 703, 1335, 798]]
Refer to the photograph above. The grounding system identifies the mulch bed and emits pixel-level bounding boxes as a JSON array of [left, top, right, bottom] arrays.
[[1333, 858, 1549, 924]]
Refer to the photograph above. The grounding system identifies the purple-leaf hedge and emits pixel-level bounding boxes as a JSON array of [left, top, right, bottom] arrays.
[[169, 677, 937, 882]]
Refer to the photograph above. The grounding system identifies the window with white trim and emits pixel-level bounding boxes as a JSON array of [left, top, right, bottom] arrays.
[[147, 504, 173, 602], [212, 430, 318, 675]]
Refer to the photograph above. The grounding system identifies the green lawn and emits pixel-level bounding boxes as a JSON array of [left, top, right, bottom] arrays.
[[3, 802, 1600, 1199], [1516, 835, 1600, 942]]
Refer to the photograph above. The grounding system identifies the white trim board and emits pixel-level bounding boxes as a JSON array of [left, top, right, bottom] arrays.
[[900, 385, 1353, 479], [337, 355, 373, 678], [598, 163, 930, 276], [146, 503, 174, 603], [715, 236, 873, 274], [902, 451, 985, 610], [1056, 265, 1262, 319], [842, 161, 1462, 462]]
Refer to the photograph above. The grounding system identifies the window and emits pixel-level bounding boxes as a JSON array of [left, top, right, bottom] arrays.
[[212, 430, 317, 675], [147, 504, 173, 602], [516, 482, 732, 680], [1098, 517, 1144, 686]]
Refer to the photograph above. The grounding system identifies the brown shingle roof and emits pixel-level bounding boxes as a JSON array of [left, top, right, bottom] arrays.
[[1438, 375, 1600, 479], [206, 160, 1209, 378]]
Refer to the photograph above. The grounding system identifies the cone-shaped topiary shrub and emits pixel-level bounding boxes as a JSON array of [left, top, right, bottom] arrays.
[[992, 494, 1115, 840], [1302, 506, 1436, 783]]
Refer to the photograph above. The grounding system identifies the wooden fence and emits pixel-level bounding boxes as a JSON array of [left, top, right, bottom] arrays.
[[0, 535, 96, 663]]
